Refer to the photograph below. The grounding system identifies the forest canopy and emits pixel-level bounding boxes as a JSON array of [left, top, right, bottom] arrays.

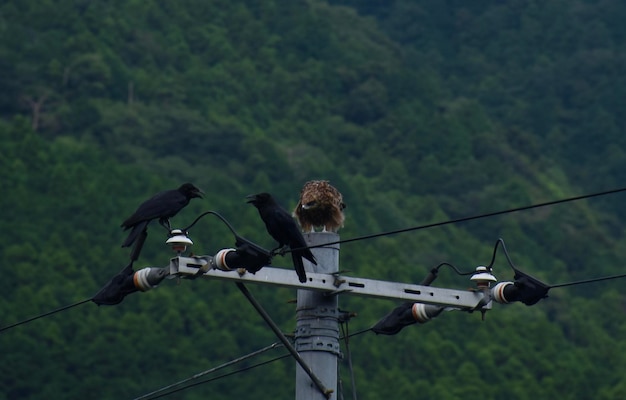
[[2, 0, 626, 399]]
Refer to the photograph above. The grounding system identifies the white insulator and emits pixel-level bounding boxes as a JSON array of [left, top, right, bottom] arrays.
[[411, 303, 442, 324], [492, 281, 514, 304], [134, 268, 155, 292], [214, 248, 237, 271], [470, 266, 497, 283], [166, 229, 193, 246]]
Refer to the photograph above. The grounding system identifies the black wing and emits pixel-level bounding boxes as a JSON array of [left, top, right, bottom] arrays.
[[261, 206, 298, 246], [122, 189, 188, 228]]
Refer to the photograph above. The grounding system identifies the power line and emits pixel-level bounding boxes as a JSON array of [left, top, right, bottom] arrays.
[[490, 238, 626, 289], [283, 186, 626, 253], [342, 327, 372, 340], [550, 273, 626, 288], [133, 342, 284, 400], [340, 320, 358, 400], [141, 353, 292, 399], [0, 298, 91, 333]]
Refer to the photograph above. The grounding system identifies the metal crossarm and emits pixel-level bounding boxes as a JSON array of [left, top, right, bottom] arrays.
[[169, 256, 487, 309]]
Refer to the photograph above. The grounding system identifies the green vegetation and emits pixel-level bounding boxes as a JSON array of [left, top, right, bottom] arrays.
[[2, 0, 626, 398]]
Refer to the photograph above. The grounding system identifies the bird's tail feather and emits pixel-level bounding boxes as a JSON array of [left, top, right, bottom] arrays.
[[292, 253, 308, 283], [302, 249, 317, 266], [122, 221, 149, 248]]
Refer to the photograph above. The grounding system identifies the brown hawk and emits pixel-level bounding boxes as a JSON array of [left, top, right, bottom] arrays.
[[293, 180, 346, 233]]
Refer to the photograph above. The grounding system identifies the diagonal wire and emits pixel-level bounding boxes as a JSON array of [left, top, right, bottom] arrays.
[[283, 186, 626, 254], [139, 352, 292, 400], [549, 273, 626, 288], [235, 282, 333, 398], [0, 298, 92, 333], [133, 342, 283, 400]]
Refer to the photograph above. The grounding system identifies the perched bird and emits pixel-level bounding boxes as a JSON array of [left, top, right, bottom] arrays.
[[293, 180, 346, 233], [246, 192, 317, 283], [121, 183, 203, 247]]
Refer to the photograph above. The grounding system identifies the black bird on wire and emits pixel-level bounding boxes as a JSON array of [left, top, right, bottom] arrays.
[[121, 183, 204, 247], [247, 192, 317, 283]]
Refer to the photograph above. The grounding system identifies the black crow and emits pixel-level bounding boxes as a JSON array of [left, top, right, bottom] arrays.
[[121, 183, 203, 247], [247, 192, 316, 283]]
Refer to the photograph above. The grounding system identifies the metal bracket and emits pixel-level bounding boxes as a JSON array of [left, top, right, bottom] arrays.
[[169, 256, 488, 309]]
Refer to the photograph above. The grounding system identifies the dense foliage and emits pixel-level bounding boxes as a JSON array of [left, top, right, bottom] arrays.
[[2, 0, 626, 399]]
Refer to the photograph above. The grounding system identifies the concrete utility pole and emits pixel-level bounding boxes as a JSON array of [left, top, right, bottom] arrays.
[[295, 232, 340, 400]]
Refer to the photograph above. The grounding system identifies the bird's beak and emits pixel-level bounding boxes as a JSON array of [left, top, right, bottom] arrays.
[[195, 188, 205, 198], [245, 194, 257, 204], [302, 201, 317, 210]]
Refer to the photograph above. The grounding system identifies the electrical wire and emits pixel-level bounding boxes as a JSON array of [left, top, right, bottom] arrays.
[[340, 320, 358, 400], [138, 353, 292, 399], [435, 261, 475, 276], [135, 303, 372, 400], [490, 237, 626, 289], [183, 210, 239, 235], [0, 298, 91, 333], [134, 296, 371, 399], [133, 342, 284, 400], [341, 327, 372, 340], [550, 273, 626, 288], [0, 212, 250, 335], [284, 186, 626, 254]]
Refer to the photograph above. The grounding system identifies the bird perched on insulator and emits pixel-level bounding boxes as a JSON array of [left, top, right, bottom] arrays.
[[121, 183, 203, 247]]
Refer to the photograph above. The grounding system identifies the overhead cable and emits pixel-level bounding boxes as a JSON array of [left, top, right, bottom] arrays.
[[0, 298, 91, 333], [288, 186, 626, 252], [133, 342, 284, 400]]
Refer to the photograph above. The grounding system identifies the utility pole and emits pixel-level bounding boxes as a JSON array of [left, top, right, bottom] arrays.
[[295, 232, 340, 400]]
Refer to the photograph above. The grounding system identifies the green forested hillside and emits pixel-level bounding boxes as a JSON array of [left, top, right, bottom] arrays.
[[2, 0, 626, 399]]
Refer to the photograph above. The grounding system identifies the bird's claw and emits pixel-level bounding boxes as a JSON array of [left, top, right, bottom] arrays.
[[158, 217, 172, 231], [270, 246, 289, 257], [270, 250, 282, 257]]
